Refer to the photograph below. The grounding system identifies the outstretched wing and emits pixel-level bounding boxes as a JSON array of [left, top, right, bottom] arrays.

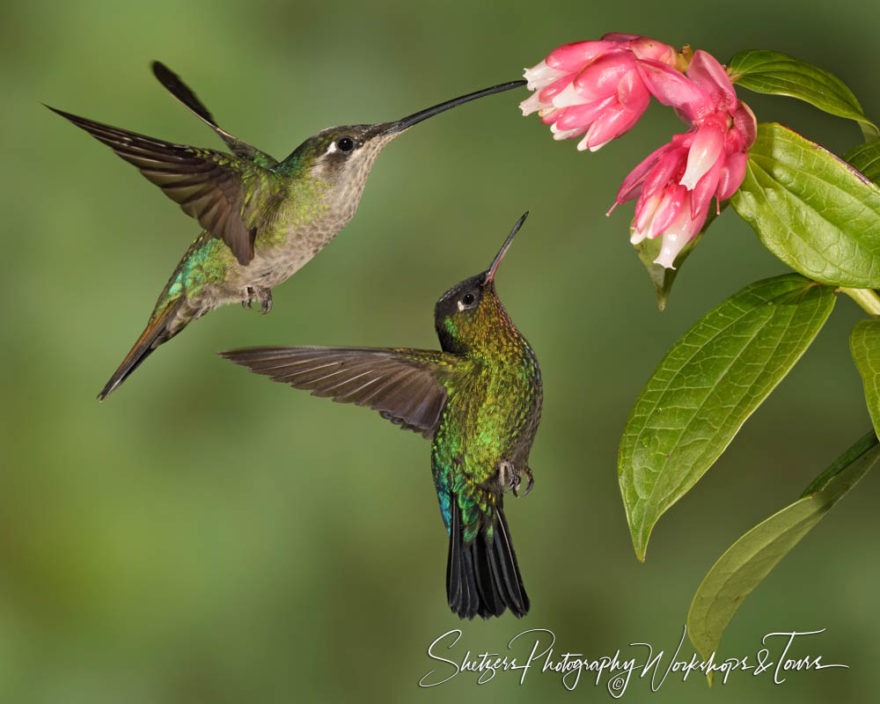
[[151, 61, 273, 164], [47, 106, 277, 265], [221, 346, 459, 437]]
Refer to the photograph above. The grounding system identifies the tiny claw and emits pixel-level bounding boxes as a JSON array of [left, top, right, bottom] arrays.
[[515, 466, 534, 498], [242, 286, 273, 313], [259, 289, 272, 314], [498, 460, 531, 496]]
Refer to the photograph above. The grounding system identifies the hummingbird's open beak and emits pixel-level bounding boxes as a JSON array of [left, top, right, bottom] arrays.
[[381, 79, 526, 136], [485, 211, 529, 286]]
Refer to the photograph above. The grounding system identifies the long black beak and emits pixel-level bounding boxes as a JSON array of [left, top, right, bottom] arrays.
[[382, 79, 526, 136], [485, 211, 529, 285]]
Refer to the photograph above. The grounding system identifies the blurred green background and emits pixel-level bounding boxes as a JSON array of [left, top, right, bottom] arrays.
[[3, 0, 879, 701]]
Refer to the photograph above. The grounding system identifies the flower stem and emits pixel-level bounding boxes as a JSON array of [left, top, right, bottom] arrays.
[[841, 287, 880, 316]]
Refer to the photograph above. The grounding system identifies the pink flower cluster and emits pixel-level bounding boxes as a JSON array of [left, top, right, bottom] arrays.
[[521, 34, 756, 268]]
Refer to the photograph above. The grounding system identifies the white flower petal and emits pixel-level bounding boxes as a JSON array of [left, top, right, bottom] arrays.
[[576, 134, 602, 151], [653, 230, 684, 269], [551, 83, 585, 109], [523, 61, 567, 90], [519, 92, 548, 116], [550, 122, 581, 140], [680, 125, 724, 190], [630, 226, 648, 245]]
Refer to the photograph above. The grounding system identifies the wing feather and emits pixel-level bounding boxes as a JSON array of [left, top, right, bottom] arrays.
[[151, 60, 260, 160], [47, 106, 278, 265], [221, 346, 458, 437]]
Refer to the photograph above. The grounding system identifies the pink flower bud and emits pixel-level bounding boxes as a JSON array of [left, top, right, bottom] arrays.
[[686, 50, 738, 113], [614, 106, 755, 269], [679, 118, 726, 190], [627, 36, 681, 65], [545, 39, 623, 72], [520, 33, 679, 151], [523, 35, 758, 269], [637, 61, 707, 122]]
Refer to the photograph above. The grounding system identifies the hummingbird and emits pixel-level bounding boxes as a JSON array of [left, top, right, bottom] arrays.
[[48, 61, 525, 400], [221, 212, 542, 619]]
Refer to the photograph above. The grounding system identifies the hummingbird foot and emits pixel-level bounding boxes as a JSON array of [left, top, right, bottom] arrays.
[[497, 460, 532, 497], [242, 286, 273, 314], [497, 461, 516, 492], [499, 462, 534, 498], [515, 466, 534, 498]]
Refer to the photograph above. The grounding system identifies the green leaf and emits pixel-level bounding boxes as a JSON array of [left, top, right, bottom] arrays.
[[846, 139, 880, 185], [731, 123, 880, 288], [687, 432, 880, 669], [727, 50, 879, 139], [850, 319, 880, 437], [618, 274, 836, 560]]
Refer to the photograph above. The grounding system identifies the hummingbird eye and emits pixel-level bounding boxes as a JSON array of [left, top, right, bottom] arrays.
[[336, 137, 355, 152], [457, 291, 477, 311]]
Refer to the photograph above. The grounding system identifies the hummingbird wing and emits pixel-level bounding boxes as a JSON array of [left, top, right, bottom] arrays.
[[221, 346, 459, 437], [151, 61, 270, 163], [47, 106, 278, 266]]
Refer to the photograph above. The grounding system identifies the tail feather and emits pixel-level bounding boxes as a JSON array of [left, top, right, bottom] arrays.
[[98, 300, 185, 400], [447, 525, 480, 618], [486, 508, 529, 613], [446, 499, 529, 619]]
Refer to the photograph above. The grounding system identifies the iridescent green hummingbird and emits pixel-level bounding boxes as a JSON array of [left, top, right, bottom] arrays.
[[222, 212, 541, 619], [48, 61, 525, 400]]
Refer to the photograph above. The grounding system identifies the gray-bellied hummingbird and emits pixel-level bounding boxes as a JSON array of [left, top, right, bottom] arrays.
[[49, 62, 524, 399]]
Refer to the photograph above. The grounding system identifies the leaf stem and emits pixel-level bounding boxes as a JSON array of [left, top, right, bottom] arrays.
[[840, 287, 880, 316], [860, 122, 880, 143]]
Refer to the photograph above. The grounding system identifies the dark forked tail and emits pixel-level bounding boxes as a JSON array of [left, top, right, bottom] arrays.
[[446, 499, 529, 619], [98, 299, 185, 400]]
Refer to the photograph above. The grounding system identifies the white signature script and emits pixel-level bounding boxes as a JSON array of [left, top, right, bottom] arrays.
[[418, 626, 847, 696]]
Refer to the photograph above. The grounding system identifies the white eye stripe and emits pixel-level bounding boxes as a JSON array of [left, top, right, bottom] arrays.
[[325, 138, 357, 155], [456, 294, 477, 311]]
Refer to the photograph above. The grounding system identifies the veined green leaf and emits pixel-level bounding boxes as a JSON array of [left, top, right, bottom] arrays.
[[619, 274, 836, 560], [850, 319, 880, 437], [687, 432, 880, 668], [727, 50, 878, 139], [731, 123, 880, 288]]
